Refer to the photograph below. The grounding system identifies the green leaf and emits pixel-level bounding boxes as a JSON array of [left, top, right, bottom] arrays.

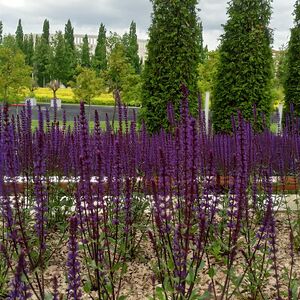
[[83, 280, 92, 293], [198, 290, 211, 300], [155, 287, 166, 300], [45, 293, 54, 300], [208, 267, 216, 278]]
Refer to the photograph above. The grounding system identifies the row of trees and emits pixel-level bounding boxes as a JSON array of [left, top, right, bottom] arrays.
[[0, 19, 142, 105], [142, 0, 300, 133]]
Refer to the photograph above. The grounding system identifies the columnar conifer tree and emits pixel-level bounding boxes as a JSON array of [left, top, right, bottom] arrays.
[[64, 19, 77, 82], [199, 21, 207, 63], [285, 0, 300, 116], [141, 0, 201, 132], [212, 0, 273, 133], [34, 20, 51, 86], [123, 21, 141, 74], [15, 19, 24, 52], [81, 34, 90, 67], [64, 19, 75, 50], [42, 19, 50, 44], [24, 34, 34, 66], [49, 31, 68, 84], [93, 23, 107, 73]]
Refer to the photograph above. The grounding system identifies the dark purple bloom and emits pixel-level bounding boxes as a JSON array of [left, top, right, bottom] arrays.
[[67, 216, 82, 300], [8, 252, 31, 300]]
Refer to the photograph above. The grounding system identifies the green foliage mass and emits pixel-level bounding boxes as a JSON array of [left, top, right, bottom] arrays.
[[198, 50, 219, 97], [0, 37, 32, 102], [64, 19, 77, 83], [212, 0, 274, 133], [42, 19, 50, 44], [271, 48, 287, 107], [121, 73, 142, 106], [104, 42, 135, 92], [15, 19, 24, 52], [69, 67, 103, 105], [123, 21, 141, 74], [0, 18, 143, 106], [285, 0, 300, 115], [140, 0, 201, 132], [92, 23, 107, 73], [34, 20, 51, 86], [49, 31, 69, 85], [81, 34, 90, 68], [34, 35, 51, 87], [274, 48, 288, 90], [23, 33, 34, 67]]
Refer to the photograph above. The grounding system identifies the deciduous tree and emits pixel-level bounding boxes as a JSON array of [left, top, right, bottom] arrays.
[[0, 41, 32, 102], [69, 67, 103, 120]]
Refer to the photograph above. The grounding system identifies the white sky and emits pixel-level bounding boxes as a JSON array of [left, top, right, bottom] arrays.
[[0, 0, 295, 50]]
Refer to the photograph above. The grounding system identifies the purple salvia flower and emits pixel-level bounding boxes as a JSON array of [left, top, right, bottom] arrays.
[[124, 178, 132, 234], [67, 216, 82, 300], [261, 170, 282, 299], [172, 226, 186, 294], [33, 108, 47, 250], [8, 252, 31, 300], [167, 102, 175, 128], [62, 109, 67, 132]]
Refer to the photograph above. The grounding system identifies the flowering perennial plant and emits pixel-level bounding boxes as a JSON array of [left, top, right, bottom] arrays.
[[0, 95, 300, 299]]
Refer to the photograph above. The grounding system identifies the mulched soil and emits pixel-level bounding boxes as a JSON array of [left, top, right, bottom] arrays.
[[4, 212, 300, 299]]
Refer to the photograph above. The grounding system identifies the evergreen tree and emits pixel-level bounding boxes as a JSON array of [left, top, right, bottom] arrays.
[[0, 21, 3, 44], [42, 19, 50, 44], [49, 31, 68, 85], [24, 34, 34, 66], [212, 0, 273, 133], [64, 19, 77, 82], [81, 34, 90, 67], [285, 0, 300, 116], [34, 35, 51, 86], [64, 19, 75, 50], [141, 0, 201, 132], [123, 21, 141, 74], [199, 21, 206, 63], [15, 19, 24, 52], [92, 23, 107, 73]]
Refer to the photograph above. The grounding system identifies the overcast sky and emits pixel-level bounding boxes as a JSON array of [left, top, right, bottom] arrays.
[[0, 0, 295, 50]]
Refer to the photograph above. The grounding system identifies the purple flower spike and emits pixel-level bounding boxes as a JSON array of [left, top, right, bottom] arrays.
[[8, 252, 31, 300], [67, 216, 82, 300]]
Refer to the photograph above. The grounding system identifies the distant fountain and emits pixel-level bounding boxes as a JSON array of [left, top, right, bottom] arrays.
[[278, 103, 283, 134], [205, 91, 210, 134]]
